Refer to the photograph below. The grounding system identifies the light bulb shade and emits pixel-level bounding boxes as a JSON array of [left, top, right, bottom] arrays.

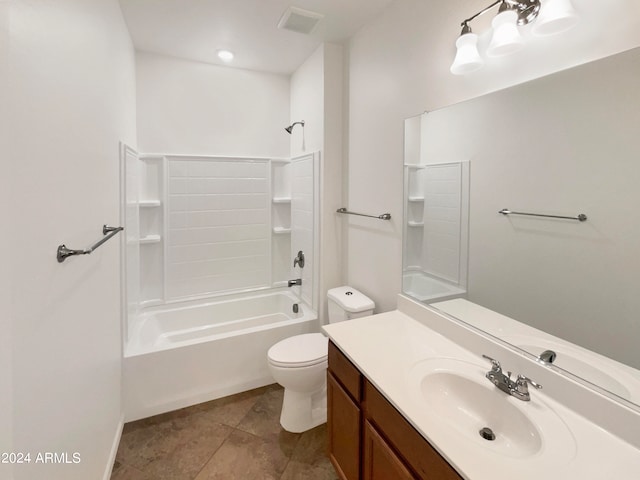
[[532, 0, 578, 36], [450, 33, 484, 75], [487, 10, 525, 57]]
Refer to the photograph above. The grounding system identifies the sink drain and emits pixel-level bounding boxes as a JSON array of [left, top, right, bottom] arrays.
[[479, 427, 496, 441]]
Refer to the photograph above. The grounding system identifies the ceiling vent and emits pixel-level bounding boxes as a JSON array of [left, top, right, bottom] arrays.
[[277, 6, 324, 35]]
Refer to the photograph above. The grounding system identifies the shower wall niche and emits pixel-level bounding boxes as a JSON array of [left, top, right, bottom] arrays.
[[139, 155, 164, 306], [123, 153, 310, 311]]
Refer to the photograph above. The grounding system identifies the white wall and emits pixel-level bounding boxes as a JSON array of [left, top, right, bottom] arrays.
[[346, 0, 640, 313], [7, 1, 136, 479], [290, 43, 344, 322], [136, 51, 290, 158], [0, 3, 11, 478]]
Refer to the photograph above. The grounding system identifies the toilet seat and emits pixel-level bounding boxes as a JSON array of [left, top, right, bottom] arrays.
[[268, 333, 328, 368]]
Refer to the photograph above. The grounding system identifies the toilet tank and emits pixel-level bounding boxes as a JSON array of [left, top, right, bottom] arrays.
[[327, 286, 375, 323]]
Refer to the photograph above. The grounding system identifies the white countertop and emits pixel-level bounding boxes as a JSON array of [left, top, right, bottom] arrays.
[[323, 308, 640, 480]]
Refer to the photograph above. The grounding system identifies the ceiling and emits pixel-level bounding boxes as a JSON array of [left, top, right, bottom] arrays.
[[119, 0, 396, 75]]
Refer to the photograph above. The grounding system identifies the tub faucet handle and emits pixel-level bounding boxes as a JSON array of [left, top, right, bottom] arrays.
[[293, 250, 305, 268], [288, 279, 302, 287]]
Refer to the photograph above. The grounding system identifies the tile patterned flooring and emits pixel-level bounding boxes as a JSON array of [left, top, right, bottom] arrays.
[[111, 384, 339, 480]]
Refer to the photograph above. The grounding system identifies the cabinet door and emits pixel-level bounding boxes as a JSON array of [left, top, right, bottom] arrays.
[[328, 372, 360, 480], [363, 420, 415, 480]]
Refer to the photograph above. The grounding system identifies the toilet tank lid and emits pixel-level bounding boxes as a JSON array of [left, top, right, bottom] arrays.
[[327, 286, 375, 313]]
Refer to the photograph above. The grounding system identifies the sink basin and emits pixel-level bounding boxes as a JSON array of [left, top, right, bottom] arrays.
[[408, 358, 576, 464]]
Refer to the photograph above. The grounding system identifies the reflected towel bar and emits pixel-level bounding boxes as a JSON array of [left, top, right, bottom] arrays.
[[499, 209, 587, 222], [337, 207, 391, 221], [57, 225, 124, 263]]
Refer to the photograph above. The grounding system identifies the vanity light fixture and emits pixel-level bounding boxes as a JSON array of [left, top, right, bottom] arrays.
[[450, 0, 579, 75]]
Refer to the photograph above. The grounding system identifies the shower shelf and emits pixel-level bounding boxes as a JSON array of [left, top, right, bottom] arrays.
[[408, 196, 425, 202], [272, 197, 292, 204], [408, 221, 425, 227], [139, 235, 161, 244], [139, 200, 161, 207], [140, 298, 162, 308], [272, 227, 291, 235]]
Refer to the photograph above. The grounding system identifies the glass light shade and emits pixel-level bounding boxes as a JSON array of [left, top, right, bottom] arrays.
[[487, 10, 525, 57], [532, 0, 579, 36], [450, 33, 484, 75], [217, 49, 234, 61]]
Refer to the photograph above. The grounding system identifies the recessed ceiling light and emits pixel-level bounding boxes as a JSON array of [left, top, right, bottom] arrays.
[[217, 49, 234, 62]]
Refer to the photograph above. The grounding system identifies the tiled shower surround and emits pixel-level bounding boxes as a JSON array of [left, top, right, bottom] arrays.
[[167, 158, 271, 299]]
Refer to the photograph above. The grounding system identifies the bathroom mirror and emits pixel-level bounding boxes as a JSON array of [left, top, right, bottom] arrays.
[[402, 46, 640, 409]]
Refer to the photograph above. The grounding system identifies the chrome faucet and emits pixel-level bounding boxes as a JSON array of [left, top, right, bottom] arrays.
[[482, 355, 542, 401], [288, 278, 302, 287]]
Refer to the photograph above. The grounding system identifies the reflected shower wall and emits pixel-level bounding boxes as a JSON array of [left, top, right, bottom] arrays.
[[403, 115, 469, 303]]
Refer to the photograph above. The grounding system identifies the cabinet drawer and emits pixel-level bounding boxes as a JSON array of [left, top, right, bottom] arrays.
[[328, 341, 362, 401], [364, 380, 463, 480]]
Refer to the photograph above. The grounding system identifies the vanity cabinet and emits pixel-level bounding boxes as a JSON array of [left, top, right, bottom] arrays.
[[327, 341, 463, 480]]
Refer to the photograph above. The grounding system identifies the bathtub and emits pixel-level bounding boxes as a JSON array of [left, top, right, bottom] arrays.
[[123, 289, 317, 421]]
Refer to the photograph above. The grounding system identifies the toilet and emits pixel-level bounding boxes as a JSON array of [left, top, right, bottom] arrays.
[[267, 286, 375, 433]]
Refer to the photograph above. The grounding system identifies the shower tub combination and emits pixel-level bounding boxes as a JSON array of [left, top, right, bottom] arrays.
[[123, 289, 317, 421]]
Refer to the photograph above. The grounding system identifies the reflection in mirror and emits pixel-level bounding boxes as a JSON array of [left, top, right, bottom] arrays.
[[402, 47, 640, 410], [403, 115, 470, 302]]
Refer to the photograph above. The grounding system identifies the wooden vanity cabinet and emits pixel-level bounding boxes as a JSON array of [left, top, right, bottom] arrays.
[[327, 341, 362, 480], [327, 341, 463, 480]]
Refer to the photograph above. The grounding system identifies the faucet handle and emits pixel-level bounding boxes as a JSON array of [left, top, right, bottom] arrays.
[[482, 354, 502, 372], [516, 374, 542, 390]]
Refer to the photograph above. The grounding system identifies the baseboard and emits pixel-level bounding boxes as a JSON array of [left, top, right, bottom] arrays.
[[102, 414, 124, 480]]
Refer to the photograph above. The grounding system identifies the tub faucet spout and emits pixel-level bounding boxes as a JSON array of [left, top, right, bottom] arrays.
[[288, 279, 302, 287]]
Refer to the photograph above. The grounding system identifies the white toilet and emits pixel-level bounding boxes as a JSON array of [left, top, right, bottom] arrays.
[[267, 286, 375, 433]]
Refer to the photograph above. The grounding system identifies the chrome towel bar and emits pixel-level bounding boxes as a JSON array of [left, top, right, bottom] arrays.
[[499, 209, 587, 222], [57, 225, 124, 263], [337, 207, 391, 221]]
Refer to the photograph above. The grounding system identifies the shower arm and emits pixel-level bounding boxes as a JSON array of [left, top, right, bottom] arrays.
[[285, 120, 305, 133]]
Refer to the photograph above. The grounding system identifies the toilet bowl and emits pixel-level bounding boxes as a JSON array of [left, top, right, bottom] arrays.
[[267, 286, 375, 433]]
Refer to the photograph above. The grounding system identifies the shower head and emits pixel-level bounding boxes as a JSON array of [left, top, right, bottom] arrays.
[[285, 120, 305, 134]]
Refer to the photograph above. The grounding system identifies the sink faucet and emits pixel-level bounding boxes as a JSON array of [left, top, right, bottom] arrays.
[[482, 355, 542, 401], [538, 349, 557, 364], [288, 278, 302, 287]]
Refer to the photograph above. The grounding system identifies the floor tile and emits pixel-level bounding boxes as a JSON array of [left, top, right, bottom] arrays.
[[290, 424, 330, 465], [280, 460, 339, 480], [193, 385, 272, 427], [142, 415, 232, 479], [236, 387, 301, 457], [110, 462, 152, 480], [194, 429, 291, 480], [112, 384, 338, 480], [116, 411, 232, 478]]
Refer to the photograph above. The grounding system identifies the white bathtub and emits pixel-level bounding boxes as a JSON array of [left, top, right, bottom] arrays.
[[123, 290, 317, 421]]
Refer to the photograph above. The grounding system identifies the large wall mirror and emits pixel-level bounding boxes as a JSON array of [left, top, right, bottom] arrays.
[[402, 47, 640, 410]]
